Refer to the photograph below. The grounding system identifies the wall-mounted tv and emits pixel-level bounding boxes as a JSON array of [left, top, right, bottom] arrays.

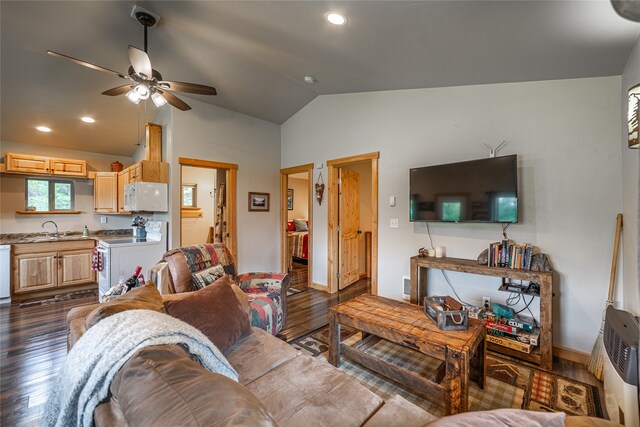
[[409, 155, 518, 223]]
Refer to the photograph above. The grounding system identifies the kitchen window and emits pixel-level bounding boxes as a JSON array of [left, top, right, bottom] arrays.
[[26, 178, 74, 211]]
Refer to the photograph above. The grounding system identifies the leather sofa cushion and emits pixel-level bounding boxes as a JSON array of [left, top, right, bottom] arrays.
[[85, 282, 164, 329], [84, 283, 164, 329], [101, 345, 277, 427], [226, 327, 301, 384], [164, 275, 252, 353], [364, 395, 435, 427], [246, 354, 383, 427]]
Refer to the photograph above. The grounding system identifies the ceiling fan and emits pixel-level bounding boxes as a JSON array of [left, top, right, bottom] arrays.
[[47, 9, 216, 111]]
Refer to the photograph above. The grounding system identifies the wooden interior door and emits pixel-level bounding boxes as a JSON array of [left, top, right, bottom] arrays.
[[339, 168, 360, 290]]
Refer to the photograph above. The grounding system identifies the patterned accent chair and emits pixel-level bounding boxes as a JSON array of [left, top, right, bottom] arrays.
[[161, 243, 290, 335]]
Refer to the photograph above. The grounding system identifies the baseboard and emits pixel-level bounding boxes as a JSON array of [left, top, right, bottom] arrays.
[[553, 345, 590, 364], [309, 282, 329, 292]]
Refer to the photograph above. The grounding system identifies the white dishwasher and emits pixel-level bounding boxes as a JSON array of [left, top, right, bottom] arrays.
[[0, 245, 11, 304]]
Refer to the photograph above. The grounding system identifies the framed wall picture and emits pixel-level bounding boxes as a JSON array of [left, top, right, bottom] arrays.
[[248, 192, 270, 212], [287, 189, 294, 210]]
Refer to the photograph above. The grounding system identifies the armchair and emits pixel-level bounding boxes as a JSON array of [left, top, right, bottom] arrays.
[[160, 243, 290, 335]]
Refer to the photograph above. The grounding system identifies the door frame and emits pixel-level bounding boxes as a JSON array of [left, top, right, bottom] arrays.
[[178, 157, 238, 265], [327, 152, 379, 295], [280, 163, 314, 290]]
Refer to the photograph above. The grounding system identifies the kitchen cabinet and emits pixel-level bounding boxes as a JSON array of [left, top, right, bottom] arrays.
[[117, 170, 130, 213], [50, 157, 87, 177], [12, 240, 96, 300], [4, 153, 87, 177], [94, 172, 118, 213], [5, 153, 50, 174], [127, 160, 168, 183]]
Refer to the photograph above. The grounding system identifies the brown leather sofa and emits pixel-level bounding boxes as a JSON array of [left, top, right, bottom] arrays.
[[67, 302, 435, 427]]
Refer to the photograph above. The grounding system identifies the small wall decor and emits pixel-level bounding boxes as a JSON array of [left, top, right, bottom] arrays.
[[628, 83, 639, 149], [287, 189, 294, 210], [315, 172, 325, 205], [248, 192, 270, 212]]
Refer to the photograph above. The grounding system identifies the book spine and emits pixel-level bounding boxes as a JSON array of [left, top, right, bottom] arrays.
[[487, 326, 540, 346], [485, 321, 519, 334], [486, 335, 533, 354], [506, 318, 534, 332]]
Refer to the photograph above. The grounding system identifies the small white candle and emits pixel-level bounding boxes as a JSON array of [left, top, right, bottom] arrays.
[[435, 246, 445, 258]]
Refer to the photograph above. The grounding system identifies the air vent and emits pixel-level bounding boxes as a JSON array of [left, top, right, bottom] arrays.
[[603, 305, 639, 386]]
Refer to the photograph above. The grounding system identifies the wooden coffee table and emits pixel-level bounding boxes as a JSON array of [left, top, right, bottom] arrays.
[[328, 294, 486, 415]]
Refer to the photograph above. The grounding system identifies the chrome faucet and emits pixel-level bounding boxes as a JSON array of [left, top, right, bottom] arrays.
[[41, 221, 59, 238]]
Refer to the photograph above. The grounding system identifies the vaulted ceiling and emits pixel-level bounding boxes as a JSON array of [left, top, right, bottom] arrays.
[[1, 1, 638, 156]]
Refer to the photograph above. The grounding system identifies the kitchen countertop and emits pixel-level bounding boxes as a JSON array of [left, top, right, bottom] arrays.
[[0, 229, 133, 245]]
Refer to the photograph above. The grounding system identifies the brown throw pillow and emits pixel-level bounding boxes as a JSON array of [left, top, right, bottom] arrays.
[[163, 275, 252, 353], [85, 283, 164, 329]]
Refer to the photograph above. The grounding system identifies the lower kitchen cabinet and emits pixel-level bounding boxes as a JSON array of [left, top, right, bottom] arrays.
[[12, 239, 96, 301]]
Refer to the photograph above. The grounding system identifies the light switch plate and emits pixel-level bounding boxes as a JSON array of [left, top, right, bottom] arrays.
[[390, 218, 399, 228], [100, 216, 108, 224], [389, 196, 396, 207]]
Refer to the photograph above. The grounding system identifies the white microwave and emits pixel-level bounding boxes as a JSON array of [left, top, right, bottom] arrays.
[[124, 182, 168, 212]]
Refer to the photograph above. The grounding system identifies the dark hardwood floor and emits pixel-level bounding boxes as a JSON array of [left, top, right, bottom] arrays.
[[0, 275, 607, 426]]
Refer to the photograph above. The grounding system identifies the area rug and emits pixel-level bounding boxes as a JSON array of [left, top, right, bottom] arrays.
[[288, 326, 603, 419]]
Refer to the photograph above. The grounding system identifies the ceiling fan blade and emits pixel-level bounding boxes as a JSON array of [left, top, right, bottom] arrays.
[[158, 81, 217, 95], [101, 85, 133, 96], [128, 45, 153, 79], [157, 89, 191, 111], [47, 50, 129, 80]]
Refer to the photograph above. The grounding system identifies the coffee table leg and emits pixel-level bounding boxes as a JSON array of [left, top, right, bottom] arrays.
[[445, 350, 469, 415], [328, 311, 341, 367]]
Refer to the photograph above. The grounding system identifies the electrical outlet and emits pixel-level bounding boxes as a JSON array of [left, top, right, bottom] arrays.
[[100, 216, 108, 224], [390, 218, 399, 228], [482, 297, 491, 308]]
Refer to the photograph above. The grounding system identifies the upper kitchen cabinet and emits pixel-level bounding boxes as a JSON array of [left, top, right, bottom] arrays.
[[5, 153, 50, 174], [128, 160, 168, 183], [3, 153, 87, 178], [94, 172, 118, 213], [50, 157, 87, 177]]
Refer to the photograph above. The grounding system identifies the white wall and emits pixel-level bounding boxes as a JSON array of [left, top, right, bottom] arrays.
[[287, 177, 309, 221], [282, 76, 622, 353], [167, 98, 281, 273], [0, 140, 134, 234], [181, 166, 216, 246], [620, 35, 640, 316]]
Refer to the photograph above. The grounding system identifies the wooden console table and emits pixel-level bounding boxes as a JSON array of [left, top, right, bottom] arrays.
[[410, 256, 553, 370]]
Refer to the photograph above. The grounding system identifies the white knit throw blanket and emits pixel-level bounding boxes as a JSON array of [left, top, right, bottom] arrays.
[[41, 309, 238, 427]]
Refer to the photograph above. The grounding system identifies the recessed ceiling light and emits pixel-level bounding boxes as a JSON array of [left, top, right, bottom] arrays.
[[81, 116, 95, 123], [325, 12, 346, 25], [36, 126, 52, 133], [304, 75, 318, 84]]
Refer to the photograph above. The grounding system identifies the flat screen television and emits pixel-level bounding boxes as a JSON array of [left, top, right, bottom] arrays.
[[409, 155, 518, 223]]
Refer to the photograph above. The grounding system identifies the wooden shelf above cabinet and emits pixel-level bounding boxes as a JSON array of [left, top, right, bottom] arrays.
[[16, 210, 81, 215]]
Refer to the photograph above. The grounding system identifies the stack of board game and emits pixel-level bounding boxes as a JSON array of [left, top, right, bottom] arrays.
[[483, 311, 539, 354], [488, 240, 534, 269]]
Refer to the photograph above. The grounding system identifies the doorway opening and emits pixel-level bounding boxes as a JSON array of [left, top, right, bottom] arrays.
[[179, 158, 238, 263], [280, 164, 313, 293], [327, 152, 379, 295]]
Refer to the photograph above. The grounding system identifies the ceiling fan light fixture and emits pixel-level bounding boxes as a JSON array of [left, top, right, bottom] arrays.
[[126, 90, 141, 104], [134, 84, 150, 99], [151, 92, 167, 107]]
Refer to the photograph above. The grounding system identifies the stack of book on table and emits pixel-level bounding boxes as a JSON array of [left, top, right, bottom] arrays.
[[483, 311, 540, 354]]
